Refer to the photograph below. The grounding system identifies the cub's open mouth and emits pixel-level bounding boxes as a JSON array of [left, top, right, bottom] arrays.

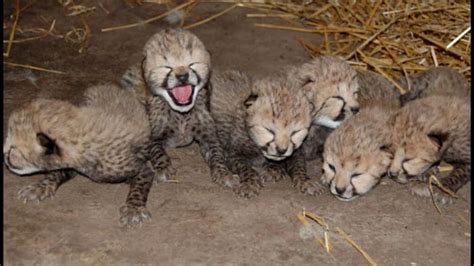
[[167, 84, 194, 106]]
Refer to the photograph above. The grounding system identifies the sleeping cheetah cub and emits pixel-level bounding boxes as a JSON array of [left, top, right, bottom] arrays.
[[320, 70, 400, 201], [4, 84, 156, 227], [322, 106, 394, 201], [398, 66, 469, 105], [121, 28, 239, 190], [289, 55, 361, 129], [388, 95, 470, 203], [302, 68, 400, 160], [210, 70, 323, 198]]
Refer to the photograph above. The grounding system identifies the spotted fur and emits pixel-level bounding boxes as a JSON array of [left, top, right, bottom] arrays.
[[388, 95, 470, 202], [4, 84, 156, 227], [121, 28, 239, 191], [398, 66, 469, 105]]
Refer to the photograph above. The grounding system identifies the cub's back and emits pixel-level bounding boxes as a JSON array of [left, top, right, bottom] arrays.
[[80, 84, 150, 144], [399, 67, 469, 105], [210, 70, 252, 145], [356, 69, 401, 109]]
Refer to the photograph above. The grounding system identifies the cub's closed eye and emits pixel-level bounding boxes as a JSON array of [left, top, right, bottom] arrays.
[[350, 173, 362, 179], [402, 158, 411, 163], [158, 66, 173, 70], [264, 127, 275, 135], [291, 129, 303, 137], [328, 164, 336, 172]]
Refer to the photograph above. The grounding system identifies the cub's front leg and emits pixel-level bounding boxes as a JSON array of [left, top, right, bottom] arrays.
[[226, 152, 263, 198], [285, 148, 324, 196], [18, 170, 76, 203], [147, 140, 176, 183], [120, 164, 154, 227], [193, 113, 240, 190]]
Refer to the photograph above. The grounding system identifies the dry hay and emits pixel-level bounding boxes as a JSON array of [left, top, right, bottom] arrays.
[[238, 0, 471, 93]]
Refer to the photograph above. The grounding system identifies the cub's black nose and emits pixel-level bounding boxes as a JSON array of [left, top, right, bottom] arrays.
[[176, 73, 189, 83], [335, 186, 346, 195], [276, 147, 288, 155], [350, 107, 360, 114]]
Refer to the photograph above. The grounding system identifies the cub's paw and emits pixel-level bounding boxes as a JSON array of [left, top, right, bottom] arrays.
[[213, 173, 241, 190], [18, 181, 57, 203], [294, 178, 325, 196], [260, 167, 289, 183], [235, 179, 263, 199], [408, 181, 456, 205], [153, 166, 177, 184], [119, 205, 152, 227]]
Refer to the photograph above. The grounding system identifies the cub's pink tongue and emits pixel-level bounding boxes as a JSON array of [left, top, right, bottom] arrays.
[[171, 85, 193, 104]]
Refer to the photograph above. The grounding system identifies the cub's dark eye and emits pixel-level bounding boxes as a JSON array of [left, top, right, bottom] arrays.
[[350, 173, 362, 179], [328, 164, 336, 172]]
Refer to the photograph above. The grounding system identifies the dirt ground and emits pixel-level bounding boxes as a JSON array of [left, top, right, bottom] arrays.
[[3, 2, 471, 265]]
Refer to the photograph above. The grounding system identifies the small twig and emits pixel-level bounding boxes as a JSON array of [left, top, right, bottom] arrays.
[[345, 17, 399, 60], [4, 0, 21, 58], [3, 20, 57, 44], [335, 227, 378, 266], [4, 61, 66, 75], [183, 4, 237, 30], [379, 38, 410, 91], [358, 50, 406, 94], [101, 0, 195, 32], [428, 176, 442, 214], [430, 46, 438, 67], [416, 32, 470, 62], [446, 26, 471, 49]]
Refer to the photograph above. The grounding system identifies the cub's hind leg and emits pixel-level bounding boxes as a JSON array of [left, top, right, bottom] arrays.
[[18, 170, 76, 203], [120, 164, 154, 227]]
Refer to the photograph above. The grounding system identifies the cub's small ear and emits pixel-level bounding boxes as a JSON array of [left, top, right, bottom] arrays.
[[428, 132, 449, 149], [36, 133, 59, 156], [380, 144, 392, 153], [244, 93, 258, 108]]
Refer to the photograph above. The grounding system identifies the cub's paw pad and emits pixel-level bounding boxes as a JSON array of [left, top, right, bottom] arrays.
[[408, 181, 455, 205], [119, 205, 152, 227], [295, 179, 325, 196], [18, 182, 56, 203], [214, 174, 240, 189], [236, 179, 262, 199]]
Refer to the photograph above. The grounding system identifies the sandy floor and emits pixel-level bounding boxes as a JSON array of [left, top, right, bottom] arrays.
[[3, 2, 470, 265]]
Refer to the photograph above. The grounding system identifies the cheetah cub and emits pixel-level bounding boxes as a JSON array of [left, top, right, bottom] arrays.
[[289, 55, 361, 129], [4, 84, 156, 227], [388, 95, 470, 204], [121, 28, 240, 191], [320, 70, 399, 201], [302, 68, 400, 160], [398, 66, 469, 105], [210, 70, 323, 198]]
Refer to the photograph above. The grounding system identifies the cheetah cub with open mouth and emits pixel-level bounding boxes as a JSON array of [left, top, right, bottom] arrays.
[[210, 70, 323, 198], [4, 84, 156, 227], [121, 28, 240, 191]]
